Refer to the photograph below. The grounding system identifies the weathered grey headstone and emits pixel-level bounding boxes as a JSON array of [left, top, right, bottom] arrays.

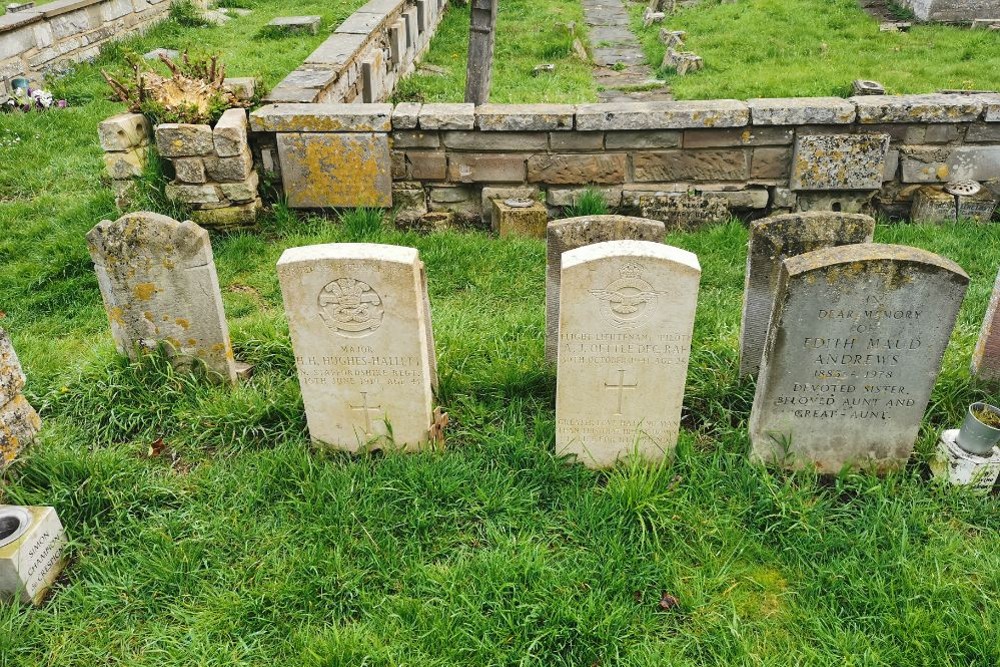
[[972, 267, 1000, 382], [0, 328, 40, 468], [739, 212, 876, 376], [750, 244, 969, 472], [277, 244, 437, 452], [0, 505, 66, 605], [267, 15, 320, 34], [555, 240, 700, 469], [790, 134, 891, 191], [546, 216, 665, 363], [87, 213, 238, 384]]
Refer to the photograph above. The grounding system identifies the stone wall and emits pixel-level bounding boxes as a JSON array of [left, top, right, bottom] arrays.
[[250, 94, 1000, 228], [0, 0, 170, 84], [264, 0, 448, 105], [902, 0, 1000, 21]]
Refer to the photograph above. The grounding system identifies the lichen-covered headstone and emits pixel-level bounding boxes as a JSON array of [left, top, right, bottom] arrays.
[[546, 216, 665, 363], [972, 267, 1000, 382], [750, 244, 969, 472], [277, 244, 438, 452], [87, 212, 238, 384], [555, 240, 700, 469], [0, 329, 40, 468], [739, 212, 876, 376]]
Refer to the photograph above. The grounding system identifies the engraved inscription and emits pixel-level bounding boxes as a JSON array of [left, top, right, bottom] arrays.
[[318, 278, 384, 337], [590, 262, 665, 330]]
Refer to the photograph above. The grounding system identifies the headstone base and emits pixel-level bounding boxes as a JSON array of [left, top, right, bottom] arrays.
[[492, 199, 547, 238], [930, 429, 1000, 489], [0, 506, 66, 605]]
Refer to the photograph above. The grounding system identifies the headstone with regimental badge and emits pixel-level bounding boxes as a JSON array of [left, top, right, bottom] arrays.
[[749, 244, 969, 472], [276, 243, 438, 452], [555, 240, 700, 469], [546, 216, 665, 363]]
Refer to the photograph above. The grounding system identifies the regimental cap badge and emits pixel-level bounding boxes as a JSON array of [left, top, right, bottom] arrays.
[[619, 262, 644, 279]]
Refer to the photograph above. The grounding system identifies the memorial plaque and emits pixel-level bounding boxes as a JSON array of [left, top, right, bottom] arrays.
[[546, 216, 665, 363], [87, 213, 238, 384], [555, 240, 700, 468], [750, 244, 969, 472], [972, 267, 1000, 382], [0, 505, 67, 605], [739, 212, 875, 376], [277, 243, 437, 452]]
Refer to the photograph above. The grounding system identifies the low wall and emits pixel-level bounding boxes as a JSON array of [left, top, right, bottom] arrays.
[[264, 0, 447, 105], [902, 0, 1000, 21], [249, 94, 1000, 227], [0, 0, 169, 83]]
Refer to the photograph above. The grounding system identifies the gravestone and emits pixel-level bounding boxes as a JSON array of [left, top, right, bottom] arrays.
[[972, 267, 1000, 382], [546, 216, 666, 363], [87, 213, 238, 384], [555, 240, 700, 469], [0, 505, 66, 605], [266, 15, 320, 35], [739, 212, 876, 376], [749, 244, 969, 472], [277, 244, 437, 452], [0, 328, 41, 468]]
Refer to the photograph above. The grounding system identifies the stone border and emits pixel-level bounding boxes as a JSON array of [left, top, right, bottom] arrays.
[[1, 0, 170, 82], [264, 0, 448, 105]]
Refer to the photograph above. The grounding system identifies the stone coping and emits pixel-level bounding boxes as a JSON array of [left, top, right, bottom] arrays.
[[249, 94, 1000, 133], [0, 0, 108, 31]]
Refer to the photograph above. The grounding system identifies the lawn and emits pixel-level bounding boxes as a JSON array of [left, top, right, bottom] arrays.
[[633, 0, 1000, 99], [392, 0, 598, 104], [2, 2, 1000, 665]]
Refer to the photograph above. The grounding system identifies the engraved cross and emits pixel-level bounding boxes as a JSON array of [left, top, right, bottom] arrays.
[[350, 391, 383, 436], [604, 369, 638, 416]]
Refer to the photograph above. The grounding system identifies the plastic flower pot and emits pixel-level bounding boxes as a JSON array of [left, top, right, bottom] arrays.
[[956, 402, 1000, 456]]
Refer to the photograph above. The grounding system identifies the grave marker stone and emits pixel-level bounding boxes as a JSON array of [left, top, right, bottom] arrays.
[[972, 267, 1000, 382], [277, 244, 437, 452], [546, 216, 665, 363], [739, 212, 875, 376], [0, 328, 41, 468], [87, 213, 238, 384], [555, 240, 700, 468], [0, 505, 66, 605], [750, 244, 969, 472]]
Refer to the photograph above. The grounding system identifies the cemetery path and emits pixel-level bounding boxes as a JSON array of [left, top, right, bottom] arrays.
[[581, 0, 672, 102]]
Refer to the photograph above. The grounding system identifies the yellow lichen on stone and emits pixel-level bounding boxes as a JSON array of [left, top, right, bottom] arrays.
[[133, 283, 157, 301]]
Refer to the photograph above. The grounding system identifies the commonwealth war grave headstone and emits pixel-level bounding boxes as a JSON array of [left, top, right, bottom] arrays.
[[972, 267, 1000, 382], [555, 240, 700, 468], [749, 244, 969, 472], [277, 244, 437, 452], [739, 212, 876, 376], [546, 216, 666, 363], [87, 213, 239, 384]]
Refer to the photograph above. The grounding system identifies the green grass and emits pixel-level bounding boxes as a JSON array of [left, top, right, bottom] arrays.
[[393, 0, 598, 104], [3, 3, 1000, 664], [632, 0, 1000, 99]]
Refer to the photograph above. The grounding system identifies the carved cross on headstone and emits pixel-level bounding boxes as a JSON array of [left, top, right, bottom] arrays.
[[350, 391, 383, 436], [604, 369, 638, 416]]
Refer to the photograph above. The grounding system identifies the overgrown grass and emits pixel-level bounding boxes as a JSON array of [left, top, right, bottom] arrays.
[[2, 3, 1000, 665], [393, 0, 598, 104], [632, 0, 1000, 99]]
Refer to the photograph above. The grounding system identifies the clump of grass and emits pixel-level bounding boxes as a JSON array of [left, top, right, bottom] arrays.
[[563, 188, 609, 217], [340, 207, 385, 241], [972, 405, 1000, 429], [169, 0, 211, 28]]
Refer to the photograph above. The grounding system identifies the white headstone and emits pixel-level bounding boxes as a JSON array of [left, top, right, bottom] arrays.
[[750, 244, 969, 472], [555, 240, 700, 468], [0, 505, 66, 605], [277, 243, 437, 452], [87, 213, 238, 383]]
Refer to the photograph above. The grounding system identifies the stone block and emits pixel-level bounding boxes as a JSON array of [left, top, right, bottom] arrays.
[[441, 131, 547, 151], [852, 93, 987, 124], [972, 268, 1000, 382], [205, 146, 253, 183], [392, 182, 428, 223], [491, 198, 547, 237], [223, 77, 256, 102], [155, 123, 214, 157], [481, 186, 538, 225], [527, 154, 626, 185], [748, 97, 856, 125], [173, 157, 206, 184], [419, 103, 475, 130], [403, 151, 447, 180], [751, 147, 793, 181], [448, 154, 527, 183], [910, 185, 996, 223], [165, 183, 223, 205], [549, 132, 604, 151], [98, 112, 151, 151], [575, 100, 749, 131], [900, 145, 1000, 183], [190, 199, 261, 229], [219, 172, 260, 203], [267, 15, 320, 34], [546, 186, 623, 208], [392, 131, 440, 149], [0, 506, 65, 605], [475, 104, 575, 131], [966, 123, 1000, 143], [212, 108, 248, 158], [250, 103, 393, 132], [392, 102, 421, 130], [683, 126, 794, 148], [605, 130, 681, 149], [335, 11, 382, 34], [103, 148, 147, 180], [632, 150, 750, 183], [790, 134, 890, 191], [277, 132, 392, 208]]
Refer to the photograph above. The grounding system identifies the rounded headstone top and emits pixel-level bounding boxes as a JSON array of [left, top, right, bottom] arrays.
[[0, 506, 31, 549], [87, 212, 210, 269], [783, 243, 969, 283], [562, 239, 700, 273], [277, 243, 419, 269]]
